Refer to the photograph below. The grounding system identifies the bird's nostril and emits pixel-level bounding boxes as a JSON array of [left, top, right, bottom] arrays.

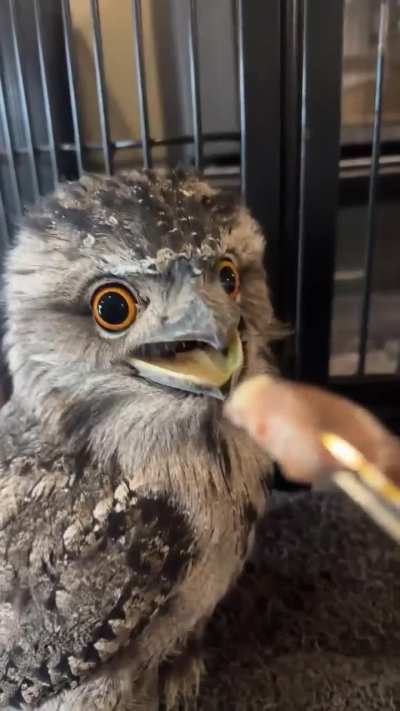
[[160, 316, 168, 325]]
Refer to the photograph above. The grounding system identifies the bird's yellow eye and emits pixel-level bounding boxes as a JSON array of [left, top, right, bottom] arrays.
[[218, 259, 240, 299], [92, 284, 137, 332]]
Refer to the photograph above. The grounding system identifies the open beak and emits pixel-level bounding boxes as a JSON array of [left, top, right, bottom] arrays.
[[127, 279, 244, 398], [129, 330, 243, 399]]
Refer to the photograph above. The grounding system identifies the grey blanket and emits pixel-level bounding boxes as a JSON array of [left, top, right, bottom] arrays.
[[198, 492, 400, 710]]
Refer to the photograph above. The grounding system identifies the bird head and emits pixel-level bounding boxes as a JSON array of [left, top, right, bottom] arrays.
[[4, 171, 276, 420]]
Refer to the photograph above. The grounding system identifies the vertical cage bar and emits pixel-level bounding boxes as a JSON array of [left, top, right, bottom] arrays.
[[33, 0, 59, 187], [294, 0, 344, 383], [281, 0, 302, 318], [91, 0, 112, 175], [9, 0, 40, 201], [0, 186, 10, 248], [236, 0, 245, 198], [0, 69, 22, 218], [273, 0, 303, 378], [188, 0, 203, 170], [238, 0, 281, 302], [131, 0, 152, 170], [61, 0, 84, 176], [357, 0, 389, 376]]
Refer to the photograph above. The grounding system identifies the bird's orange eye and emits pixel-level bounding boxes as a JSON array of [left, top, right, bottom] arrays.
[[218, 259, 240, 299], [92, 284, 137, 332]]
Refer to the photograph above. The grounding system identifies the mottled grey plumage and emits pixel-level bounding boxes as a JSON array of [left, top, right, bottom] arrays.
[[0, 171, 276, 710]]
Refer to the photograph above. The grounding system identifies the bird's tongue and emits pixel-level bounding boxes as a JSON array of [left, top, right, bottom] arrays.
[[148, 347, 231, 387], [133, 332, 243, 389]]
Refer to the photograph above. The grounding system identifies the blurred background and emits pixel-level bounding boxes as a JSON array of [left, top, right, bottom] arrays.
[[0, 0, 399, 426]]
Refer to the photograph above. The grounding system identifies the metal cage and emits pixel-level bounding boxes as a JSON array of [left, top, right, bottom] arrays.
[[0, 0, 399, 429]]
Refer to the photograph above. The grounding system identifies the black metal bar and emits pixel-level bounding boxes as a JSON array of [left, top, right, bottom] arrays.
[[9, 0, 40, 200], [0, 132, 242, 160], [33, 0, 59, 187], [357, 0, 389, 375], [231, 0, 240, 94], [238, 0, 281, 301], [140, 131, 239, 149], [8, 132, 400, 163], [131, 0, 152, 170], [236, 0, 245, 198], [202, 169, 241, 179], [90, 0, 112, 175], [61, 0, 84, 176], [0, 67, 22, 217], [294, 0, 344, 383], [277, 0, 303, 372], [295, 0, 309, 377], [188, 0, 203, 169], [0, 186, 9, 248], [341, 154, 400, 176]]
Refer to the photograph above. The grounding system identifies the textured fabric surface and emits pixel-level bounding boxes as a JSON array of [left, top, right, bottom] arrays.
[[199, 492, 400, 710]]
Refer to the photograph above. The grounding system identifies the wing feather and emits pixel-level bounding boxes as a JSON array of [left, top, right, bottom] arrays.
[[0, 405, 196, 708]]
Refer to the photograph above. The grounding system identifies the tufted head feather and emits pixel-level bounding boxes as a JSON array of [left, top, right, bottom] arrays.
[[3, 171, 277, 456]]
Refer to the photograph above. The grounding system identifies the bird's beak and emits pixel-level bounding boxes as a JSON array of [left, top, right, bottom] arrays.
[[128, 299, 243, 399]]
